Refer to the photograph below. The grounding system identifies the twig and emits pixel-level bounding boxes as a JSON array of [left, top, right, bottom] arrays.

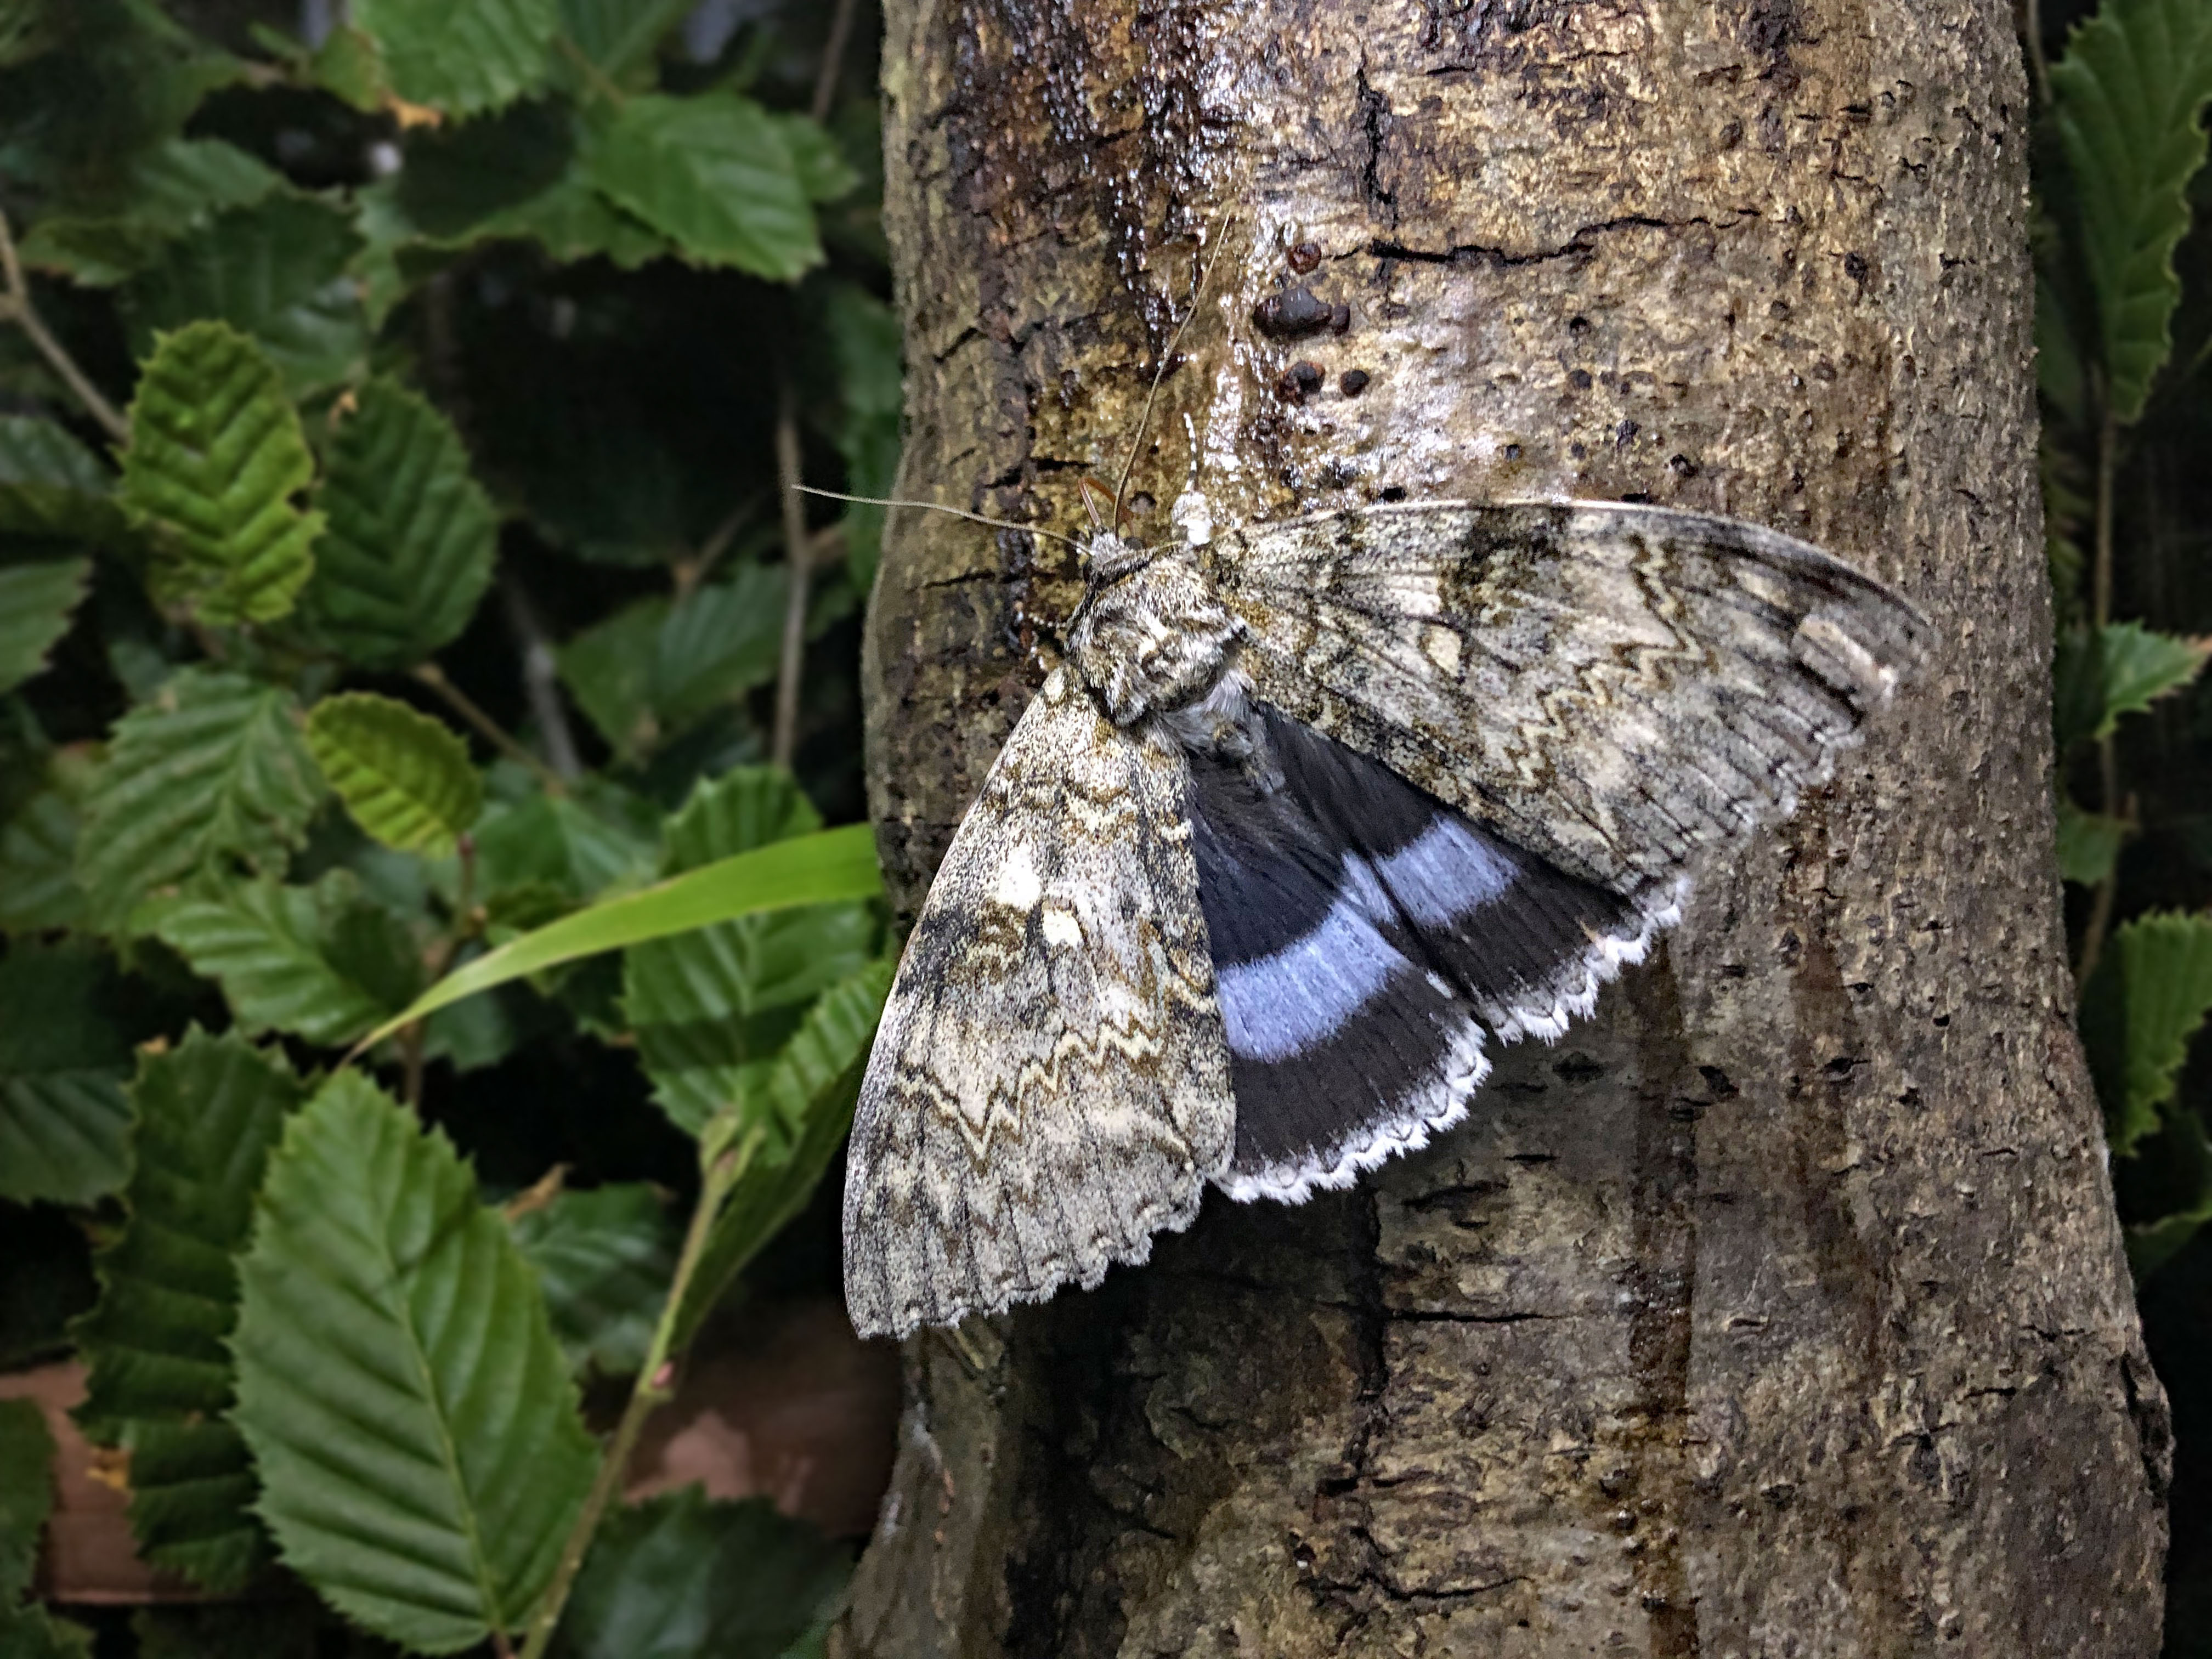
[[2077, 405, 2121, 984], [0, 207, 128, 442], [515, 1132, 761, 1659], [500, 577, 583, 781], [674, 496, 759, 599], [772, 379, 812, 769], [412, 662, 568, 796], [810, 0, 861, 121]]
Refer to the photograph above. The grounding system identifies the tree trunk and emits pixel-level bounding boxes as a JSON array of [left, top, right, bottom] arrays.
[[837, 1, 2173, 1652]]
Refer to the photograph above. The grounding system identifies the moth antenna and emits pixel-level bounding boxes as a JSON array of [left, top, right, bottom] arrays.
[[797, 485, 1084, 551], [1110, 217, 1240, 528]]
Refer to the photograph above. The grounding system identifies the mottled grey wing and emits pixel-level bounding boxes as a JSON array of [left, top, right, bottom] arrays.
[[1206, 500, 1932, 898], [842, 667, 1233, 1340]]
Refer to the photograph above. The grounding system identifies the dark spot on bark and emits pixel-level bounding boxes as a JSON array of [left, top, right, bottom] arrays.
[[1502, 443, 1521, 460], [1276, 360, 1323, 403], [1330, 302, 1351, 334], [1570, 440, 1587, 459], [1569, 314, 1592, 336], [1615, 420, 1640, 448], [1339, 369, 1370, 396], [1379, 484, 1407, 501], [1554, 1052, 1605, 1082], [1718, 117, 1744, 150], [1570, 368, 1593, 390], [1287, 240, 1321, 273], [1670, 453, 1698, 477], [1844, 250, 1870, 282], [1252, 285, 1334, 338], [1699, 1066, 1739, 1099]]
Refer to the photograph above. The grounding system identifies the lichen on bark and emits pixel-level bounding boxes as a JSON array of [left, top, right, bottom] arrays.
[[838, 1, 2172, 1652]]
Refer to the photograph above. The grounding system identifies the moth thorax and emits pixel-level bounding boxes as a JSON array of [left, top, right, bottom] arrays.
[[1065, 545, 1243, 727]]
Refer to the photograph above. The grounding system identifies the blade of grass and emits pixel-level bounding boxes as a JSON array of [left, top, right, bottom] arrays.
[[357, 823, 882, 1049]]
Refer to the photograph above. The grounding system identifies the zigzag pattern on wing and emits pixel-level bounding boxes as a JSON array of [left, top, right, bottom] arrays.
[[1206, 500, 1933, 898], [841, 668, 1234, 1340]]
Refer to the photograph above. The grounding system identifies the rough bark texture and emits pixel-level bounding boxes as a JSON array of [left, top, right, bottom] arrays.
[[836, 2, 2173, 1652]]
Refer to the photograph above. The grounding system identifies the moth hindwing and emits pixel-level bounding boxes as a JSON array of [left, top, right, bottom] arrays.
[[844, 499, 1930, 1337]]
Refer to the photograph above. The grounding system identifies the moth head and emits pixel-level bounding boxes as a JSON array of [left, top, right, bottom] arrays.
[[1081, 531, 1152, 586]]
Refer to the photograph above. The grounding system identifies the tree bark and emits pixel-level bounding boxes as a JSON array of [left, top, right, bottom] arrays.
[[838, 1, 2173, 1652]]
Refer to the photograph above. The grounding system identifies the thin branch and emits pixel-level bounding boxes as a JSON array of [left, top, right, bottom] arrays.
[[412, 661, 568, 796], [674, 495, 760, 599], [515, 1133, 761, 1659], [0, 208, 128, 442], [810, 0, 862, 121], [2077, 405, 2121, 984], [773, 379, 812, 770], [500, 577, 584, 781]]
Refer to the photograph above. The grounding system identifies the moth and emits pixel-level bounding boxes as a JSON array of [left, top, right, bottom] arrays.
[[832, 320, 1931, 1347]]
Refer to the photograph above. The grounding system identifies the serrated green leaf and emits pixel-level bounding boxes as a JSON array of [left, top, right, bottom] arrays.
[[773, 113, 859, 203], [0, 756, 88, 934], [0, 940, 132, 1205], [2057, 796, 2128, 887], [675, 957, 890, 1344], [0, 416, 127, 545], [558, 569, 787, 765], [2084, 910, 2212, 1157], [365, 822, 883, 1046], [16, 138, 282, 287], [303, 378, 499, 670], [72, 1031, 308, 1590], [142, 873, 417, 1046], [555, 1488, 850, 1659], [75, 669, 324, 934], [231, 1072, 597, 1654], [508, 1183, 676, 1376], [625, 770, 875, 1134], [584, 91, 820, 280], [307, 694, 482, 857], [2125, 1101, 2212, 1278], [124, 194, 367, 397], [473, 782, 660, 905], [119, 322, 323, 627], [354, 0, 559, 116], [2051, 0, 2212, 422], [0, 1395, 55, 1604], [0, 562, 89, 696], [2101, 620, 2209, 732], [557, 0, 691, 81], [308, 24, 387, 112]]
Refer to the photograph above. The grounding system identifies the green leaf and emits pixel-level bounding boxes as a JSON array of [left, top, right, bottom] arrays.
[[584, 92, 821, 280], [557, 0, 692, 81], [557, 569, 787, 765], [364, 822, 884, 1046], [2054, 620, 2210, 749], [307, 24, 388, 112], [773, 114, 859, 203], [232, 1072, 597, 1655], [2051, 0, 2212, 422], [124, 194, 367, 398], [2084, 910, 2212, 1156], [0, 940, 132, 1205], [304, 378, 499, 670], [2126, 1103, 2212, 1278], [72, 1032, 308, 1590], [16, 138, 282, 287], [2100, 620, 2208, 733], [307, 694, 482, 857], [0, 1396, 55, 1605], [353, 0, 559, 116], [555, 1488, 850, 1659], [75, 668, 324, 934], [0, 562, 89, 696], [0, 416, 127, 545], [473, 782, 660, 905], [508, 1183, 676, 1376], [2057, 796, 2128, 887], [0, 753, 89, 933], [625, 770, 876, 1134], [142, 873, 417, 1046], [675, 958, 891, 1344], [822, 284, 901, 588], [119, 322, 323, 627]]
